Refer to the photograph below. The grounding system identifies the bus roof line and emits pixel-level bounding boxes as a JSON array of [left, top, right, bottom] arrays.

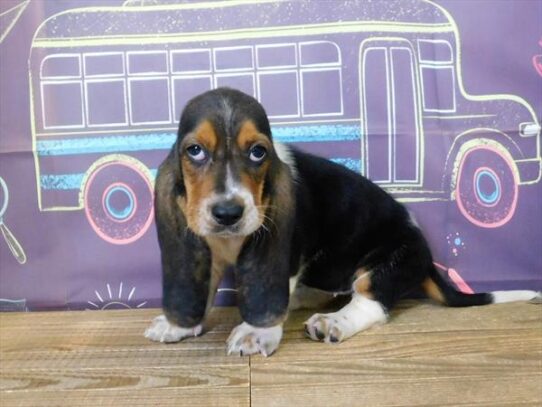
[[32, 21, 454, 48], [111, 0, 287, 13], [428, 0, 539, 127]]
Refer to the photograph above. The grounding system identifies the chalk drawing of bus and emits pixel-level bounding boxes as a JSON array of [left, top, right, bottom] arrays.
[[29, 0, 541, 244]]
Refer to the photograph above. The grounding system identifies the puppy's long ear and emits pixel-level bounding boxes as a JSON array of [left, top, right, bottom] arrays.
[[235, 161, 296, 327], [171, 139, 186, 197], [154, 146, 211, 327]]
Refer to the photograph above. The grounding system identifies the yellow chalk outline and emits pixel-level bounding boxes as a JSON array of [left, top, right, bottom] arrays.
[[359, 36, 425, 187], [0, 0, 30, 44], [28, 0, 540, 214]]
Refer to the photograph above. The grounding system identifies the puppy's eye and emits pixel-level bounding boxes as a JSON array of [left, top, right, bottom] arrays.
[[186, 144, 207, 162], [249, 145, 267, 163]]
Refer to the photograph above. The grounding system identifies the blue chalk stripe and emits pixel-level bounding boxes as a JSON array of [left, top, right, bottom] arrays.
[[330, 158, 362, 172], [40, 169, 158, 190], [40, 160, 362, 191], [35, 124, 361, 156], [36, 133, 177, 156], [273, 124, 361, 143]]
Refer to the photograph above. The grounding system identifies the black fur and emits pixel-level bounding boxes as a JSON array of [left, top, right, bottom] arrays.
[[155, 88, 493, 331], [290, 149, 492, 310]]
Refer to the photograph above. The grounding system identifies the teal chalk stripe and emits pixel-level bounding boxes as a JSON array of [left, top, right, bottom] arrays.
[[330, 158, 362, 172], [40, 173, 85, 190], [272, 124, 361, 143], [41, 158, 360, 191], [41, 169, 158, 190], [36, 133, 177, 156], [36, 125, 361, 156]]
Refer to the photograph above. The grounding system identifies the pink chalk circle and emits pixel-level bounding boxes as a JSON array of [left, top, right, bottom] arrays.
[[455, 145, 518, 228], [84, 159, 154, 245]]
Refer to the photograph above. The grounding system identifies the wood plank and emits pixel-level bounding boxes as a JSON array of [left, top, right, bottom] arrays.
[[1, 301, 541, 407], [0, 307, 248, 406], [0, 386, 248, 407], [251, 301, 542, 407]]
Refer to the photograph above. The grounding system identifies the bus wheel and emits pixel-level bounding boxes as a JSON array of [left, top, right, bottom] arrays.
[[83, 159, 154, 244], [455, 146, 518, 228]]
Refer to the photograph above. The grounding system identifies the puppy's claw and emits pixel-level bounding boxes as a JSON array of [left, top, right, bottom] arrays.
[[144, 315, 202, 343], [226, 322, 282, 357]]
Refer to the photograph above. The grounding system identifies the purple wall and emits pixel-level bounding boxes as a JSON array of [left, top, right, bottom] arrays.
[[0, 0, 540, 311]]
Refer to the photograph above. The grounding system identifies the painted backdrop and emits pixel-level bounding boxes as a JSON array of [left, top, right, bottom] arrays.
[[0, 0, 541, 311]]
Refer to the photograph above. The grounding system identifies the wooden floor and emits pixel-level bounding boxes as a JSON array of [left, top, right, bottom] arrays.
[[1, 301, 541, 406]]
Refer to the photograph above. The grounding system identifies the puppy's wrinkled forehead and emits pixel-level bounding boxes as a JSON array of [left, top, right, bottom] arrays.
[[178, 88, 272, 145], [176, 89, 275, 237]]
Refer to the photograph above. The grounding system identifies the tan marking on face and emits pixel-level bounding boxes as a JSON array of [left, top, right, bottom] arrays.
[[193, 120, 218, 151], [353, 268, 373, 299], [236, 120, 271, 150], [422, 277, 446, 304], [179, 120, 219, 234], [235, 120, 273, 228]]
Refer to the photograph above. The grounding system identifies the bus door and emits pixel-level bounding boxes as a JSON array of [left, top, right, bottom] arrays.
[[360, 39, 421, 185]]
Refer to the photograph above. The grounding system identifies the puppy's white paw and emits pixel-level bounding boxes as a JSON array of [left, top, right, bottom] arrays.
[[226, 322, 282, 357], [304, 296, 387, 344], [304, 313, 347, 344], [144, 314, 202, 343]]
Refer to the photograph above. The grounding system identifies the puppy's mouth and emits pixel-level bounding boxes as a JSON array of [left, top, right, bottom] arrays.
[[196, 195, 263, 238], [209, 224, 244, 237]]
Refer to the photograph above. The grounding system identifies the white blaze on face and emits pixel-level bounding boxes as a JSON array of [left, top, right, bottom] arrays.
[[199, 164, 261, 236]]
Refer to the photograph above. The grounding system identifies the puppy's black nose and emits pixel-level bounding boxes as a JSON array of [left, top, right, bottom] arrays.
[[211, 201, 244, 226]]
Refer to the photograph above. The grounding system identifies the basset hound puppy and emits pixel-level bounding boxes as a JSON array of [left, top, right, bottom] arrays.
[[145, 88, 540, 356]]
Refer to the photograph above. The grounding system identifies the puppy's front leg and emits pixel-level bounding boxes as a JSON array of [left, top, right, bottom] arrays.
[[227, 235, 290, 357], [145, 229, 211, 342]]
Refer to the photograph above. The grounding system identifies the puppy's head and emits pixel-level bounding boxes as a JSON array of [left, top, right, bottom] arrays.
[[174, 88, 290, 237]]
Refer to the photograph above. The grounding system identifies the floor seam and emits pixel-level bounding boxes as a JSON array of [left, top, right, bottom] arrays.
[[248, 354, 252, 407]]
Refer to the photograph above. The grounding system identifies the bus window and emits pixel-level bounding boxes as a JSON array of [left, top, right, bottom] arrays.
[[214, 47, 255, 96], [127, 51, 168, 75], [418, 40, 456, 112], [215, 73, 255, 97], [86, 79, 127, 127], [172, 76, 212, 121], [41, 81, 84, 128], [129, 77, 171, 125], [126, 51, 171, 125], [256, 44, 299, 117], [258, 70, 299, 118], [84, 53, 124, 77], [40, 54, 80, 79], [214, 47, 254, 71], [171, 49, 211, 74], [84, 53, 127, 127], [417, 40, 453, 64], [256, 44, 297, 69], [299, 41, 340, 66], [299, 42, 342, 116], [420, 66, 456, 112]]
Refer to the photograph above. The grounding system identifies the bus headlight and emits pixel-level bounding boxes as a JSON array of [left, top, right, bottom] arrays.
[[520, 122, 541, 137]]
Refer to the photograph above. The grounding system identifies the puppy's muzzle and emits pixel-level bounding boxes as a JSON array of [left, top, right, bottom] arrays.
[[211, 200, 244, 226]]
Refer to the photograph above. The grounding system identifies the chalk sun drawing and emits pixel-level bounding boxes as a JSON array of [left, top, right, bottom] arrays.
[[87, 282, 147, 310]]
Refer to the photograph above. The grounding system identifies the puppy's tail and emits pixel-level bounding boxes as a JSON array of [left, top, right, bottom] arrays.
[[422, 265, 542, 307]]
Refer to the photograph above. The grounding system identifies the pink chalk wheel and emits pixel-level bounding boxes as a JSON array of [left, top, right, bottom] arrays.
[[84, 160, 154, 244], [455, 146, 518, 228]]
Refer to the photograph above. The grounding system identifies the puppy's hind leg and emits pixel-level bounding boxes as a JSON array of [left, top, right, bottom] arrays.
[[304, 271, 388, 343]]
